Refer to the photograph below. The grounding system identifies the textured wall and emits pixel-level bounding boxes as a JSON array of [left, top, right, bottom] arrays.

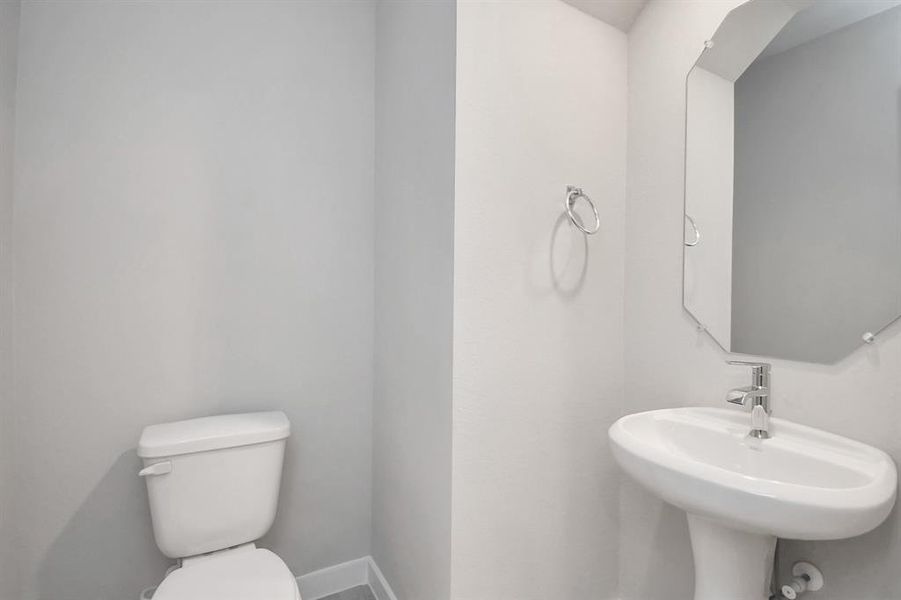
[[452, 1, 627, 597], [684, 66, 733, 350], [0, 2, 20, 598], [12, 2, 374, 598], [372, 1, 455, 599], [625, 1, 901, 599]]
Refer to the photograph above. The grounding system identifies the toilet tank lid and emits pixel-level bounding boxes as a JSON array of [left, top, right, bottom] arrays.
[[138, 411, 290, 458]]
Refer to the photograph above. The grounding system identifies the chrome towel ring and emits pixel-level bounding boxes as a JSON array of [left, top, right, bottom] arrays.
[[684, 214, 700, 246], [565, 185, 600, 235]]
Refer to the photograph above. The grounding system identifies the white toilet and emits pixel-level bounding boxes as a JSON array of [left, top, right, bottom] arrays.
[[137, 411, 301, 600]]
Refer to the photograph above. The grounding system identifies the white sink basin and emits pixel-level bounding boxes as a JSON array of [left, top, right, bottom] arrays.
[[609, 407, 897, 600]]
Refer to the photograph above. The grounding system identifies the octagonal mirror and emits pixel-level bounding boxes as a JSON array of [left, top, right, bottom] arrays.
[[683, 0, 901, 363]]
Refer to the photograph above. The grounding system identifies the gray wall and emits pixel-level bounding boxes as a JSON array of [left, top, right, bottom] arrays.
[[372, 2, 454, 599], [0, 2, 19, 598], [12, 1, 374, 598], [625, 1, 901, 599], [732, 7, 901, 363]]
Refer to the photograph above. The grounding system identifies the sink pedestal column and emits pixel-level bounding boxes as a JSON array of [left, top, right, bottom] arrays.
[[687, 514, 776, 600]]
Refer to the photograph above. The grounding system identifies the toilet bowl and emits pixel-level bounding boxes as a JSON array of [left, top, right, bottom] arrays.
[[138, 411, 300, 600], [152, 544, 300, 600]]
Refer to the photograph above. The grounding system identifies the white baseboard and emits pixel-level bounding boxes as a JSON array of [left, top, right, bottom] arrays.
[[296, 556, 398, 600], [296, 557, 369, 599], [365, 556, 399, 600]]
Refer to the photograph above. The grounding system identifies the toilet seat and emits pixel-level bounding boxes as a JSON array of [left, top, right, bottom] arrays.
[[153, 546, 301, 600]]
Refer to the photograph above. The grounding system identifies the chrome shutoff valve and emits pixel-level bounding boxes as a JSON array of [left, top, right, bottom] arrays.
[[781, 561, 824, 599]]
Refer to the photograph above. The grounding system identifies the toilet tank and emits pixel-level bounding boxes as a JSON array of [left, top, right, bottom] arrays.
[[137, 411, 290, 559]]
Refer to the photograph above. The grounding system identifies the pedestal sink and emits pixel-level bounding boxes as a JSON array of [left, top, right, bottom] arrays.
[[609, 407, 897, 600]]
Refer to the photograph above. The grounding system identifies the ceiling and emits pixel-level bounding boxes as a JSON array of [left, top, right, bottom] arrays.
[[759, 0, 901, 58], [695, 0, 901, 81], [698, 0, 798, 81], [562, 0, 649, 32]]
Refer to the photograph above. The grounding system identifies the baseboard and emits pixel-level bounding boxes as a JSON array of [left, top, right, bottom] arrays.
[[365, 556, 399, 600], [296, 555, 398, 600], [296, 557, 369, 599]]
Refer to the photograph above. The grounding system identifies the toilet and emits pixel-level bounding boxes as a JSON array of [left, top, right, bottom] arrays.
[[137, 411, 300, 599]]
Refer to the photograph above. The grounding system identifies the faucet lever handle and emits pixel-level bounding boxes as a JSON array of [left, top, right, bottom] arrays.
[[727, 360, 771, 378], [726, 360, 771, 370]]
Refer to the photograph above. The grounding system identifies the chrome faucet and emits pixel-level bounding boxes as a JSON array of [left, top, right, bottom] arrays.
[[725, 360, 771, 439]]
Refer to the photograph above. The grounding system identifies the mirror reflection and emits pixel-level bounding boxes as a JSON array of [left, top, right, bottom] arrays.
[[683, 0, 901, 363]]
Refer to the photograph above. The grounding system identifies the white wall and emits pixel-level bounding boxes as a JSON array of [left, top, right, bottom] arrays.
[[0, 2, 20, 597], [625, 1, 901, 598], [452, 1, 626, 597], [12, 2, 374, 598], [684, 66, 733, 349], [372, 1, 455, 599]]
